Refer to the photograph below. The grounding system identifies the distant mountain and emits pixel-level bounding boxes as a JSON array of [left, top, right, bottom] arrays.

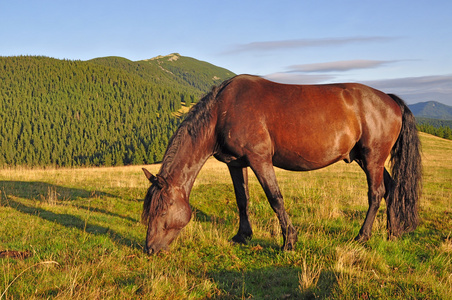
[[408, 101, 452, 120]]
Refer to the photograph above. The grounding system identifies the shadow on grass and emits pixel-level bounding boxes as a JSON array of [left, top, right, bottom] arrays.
[[1, 181, 142, 250], [3, 198, 142, 250], [210, 267, 338, 299], [0, 180, 117, 201], [75, 204, 139, 223]]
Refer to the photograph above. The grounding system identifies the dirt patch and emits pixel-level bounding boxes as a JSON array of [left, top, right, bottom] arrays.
[[0, 250, 33, 259]]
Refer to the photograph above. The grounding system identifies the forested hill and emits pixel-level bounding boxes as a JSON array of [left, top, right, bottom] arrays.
[[0, 55, 234, 167], [90, 53, 234, 103]]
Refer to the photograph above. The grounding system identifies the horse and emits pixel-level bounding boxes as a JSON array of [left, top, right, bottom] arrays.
[[141, 74, 422, 255]]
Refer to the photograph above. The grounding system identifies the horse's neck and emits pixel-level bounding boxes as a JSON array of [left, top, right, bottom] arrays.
[[160, 128, 215, 198]]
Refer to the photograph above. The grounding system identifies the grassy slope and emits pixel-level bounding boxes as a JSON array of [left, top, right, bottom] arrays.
[[0, 132, 451, 299]]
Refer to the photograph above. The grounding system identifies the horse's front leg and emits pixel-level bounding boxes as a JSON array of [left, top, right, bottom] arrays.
[[228, 165, 253, 244], [249, 161, 298, 250]]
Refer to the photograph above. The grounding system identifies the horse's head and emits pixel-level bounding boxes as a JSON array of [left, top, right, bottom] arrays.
[[141, 168, 192, 255]]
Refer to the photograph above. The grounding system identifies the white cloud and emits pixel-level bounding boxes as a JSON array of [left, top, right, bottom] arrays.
[[363, 75, 452, 105], [365, 75, 452, 92], [287, 60, 399, 73], [264, 73, 452, 105], [264, 72, 335, 84], [224, 36, 398, 54]]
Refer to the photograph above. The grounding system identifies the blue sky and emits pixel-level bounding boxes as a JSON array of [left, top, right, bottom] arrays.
[[1, 0, 451, 105]]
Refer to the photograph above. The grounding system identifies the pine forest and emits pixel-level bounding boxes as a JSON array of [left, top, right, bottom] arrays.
[[0, 55, 234, 167]]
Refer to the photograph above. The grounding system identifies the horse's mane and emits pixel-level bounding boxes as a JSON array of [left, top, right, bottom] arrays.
[[141, 181, 165, 224], [160, 78, 232, 174], [142, 78, 233, 224]]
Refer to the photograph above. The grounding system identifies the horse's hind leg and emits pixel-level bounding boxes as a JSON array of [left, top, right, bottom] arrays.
[[383, 168, 399, 239], [355, 160, 386, 242], [249, 161, 298, 250], [228, 165, 253, 244]]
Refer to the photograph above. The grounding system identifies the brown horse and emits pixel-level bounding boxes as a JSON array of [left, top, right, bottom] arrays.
[[141, 74, 422, 255]]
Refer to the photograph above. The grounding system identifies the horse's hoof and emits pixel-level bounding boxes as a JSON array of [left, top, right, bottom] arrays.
[[281, 243, 295, 251], [282, 229, 298, 251], [281, 238, 297, 251], [354, 234, 370, 243], [388, 228, 402, 240], [387, 233, 398, 241], [231, 234, 251, 245]]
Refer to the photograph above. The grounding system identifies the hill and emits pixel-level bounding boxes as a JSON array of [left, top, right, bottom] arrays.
[[142, 53, 234, 100], [0, 55, 235, 167], [89, 53, 234, 104], [408, 101, 452, 120]]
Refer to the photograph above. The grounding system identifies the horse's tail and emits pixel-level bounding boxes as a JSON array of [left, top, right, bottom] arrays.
[[387, 94, 422, 236]]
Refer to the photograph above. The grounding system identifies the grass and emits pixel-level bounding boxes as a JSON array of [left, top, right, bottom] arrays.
[[0, 132, 451, 299]]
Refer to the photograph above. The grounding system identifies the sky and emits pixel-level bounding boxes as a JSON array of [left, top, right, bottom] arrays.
[[1, 0, 451, 105]]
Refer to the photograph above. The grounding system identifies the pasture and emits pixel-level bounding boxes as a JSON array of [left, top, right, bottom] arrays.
[[1, 132, 451, 299]]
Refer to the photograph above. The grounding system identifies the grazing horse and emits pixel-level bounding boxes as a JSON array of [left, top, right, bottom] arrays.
[[141, 74, 422, 255]]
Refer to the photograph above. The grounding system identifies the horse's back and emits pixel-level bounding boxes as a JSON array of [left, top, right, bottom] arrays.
[[215, 75, 402, 170]]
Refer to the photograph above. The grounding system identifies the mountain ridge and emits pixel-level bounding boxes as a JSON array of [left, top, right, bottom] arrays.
[[408, 101, 452, 120]]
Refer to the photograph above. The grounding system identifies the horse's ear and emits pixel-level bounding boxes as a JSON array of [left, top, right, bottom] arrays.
[[156, 175, 168, 189], [142, 168, 155, 182], [142, 168, 167, 188]]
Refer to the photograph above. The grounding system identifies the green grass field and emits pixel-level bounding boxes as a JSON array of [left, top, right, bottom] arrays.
[[1, 132, 451, 299]]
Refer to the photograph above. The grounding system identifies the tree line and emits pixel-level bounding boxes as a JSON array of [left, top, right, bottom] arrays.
[[416, 119, 452, 140]]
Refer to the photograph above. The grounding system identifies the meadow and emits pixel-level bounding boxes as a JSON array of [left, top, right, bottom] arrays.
[[0, 132, 451, 299]]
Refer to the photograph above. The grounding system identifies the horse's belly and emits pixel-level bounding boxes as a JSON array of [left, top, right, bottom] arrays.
[[272, 137, 355, 171], [272, 151, 341, 171]]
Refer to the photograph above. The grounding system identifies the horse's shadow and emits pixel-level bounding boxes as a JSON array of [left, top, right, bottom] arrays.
[[0, 180, 116, 201], [209, 265, 338, 299], [0, 181, 142, 250]]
